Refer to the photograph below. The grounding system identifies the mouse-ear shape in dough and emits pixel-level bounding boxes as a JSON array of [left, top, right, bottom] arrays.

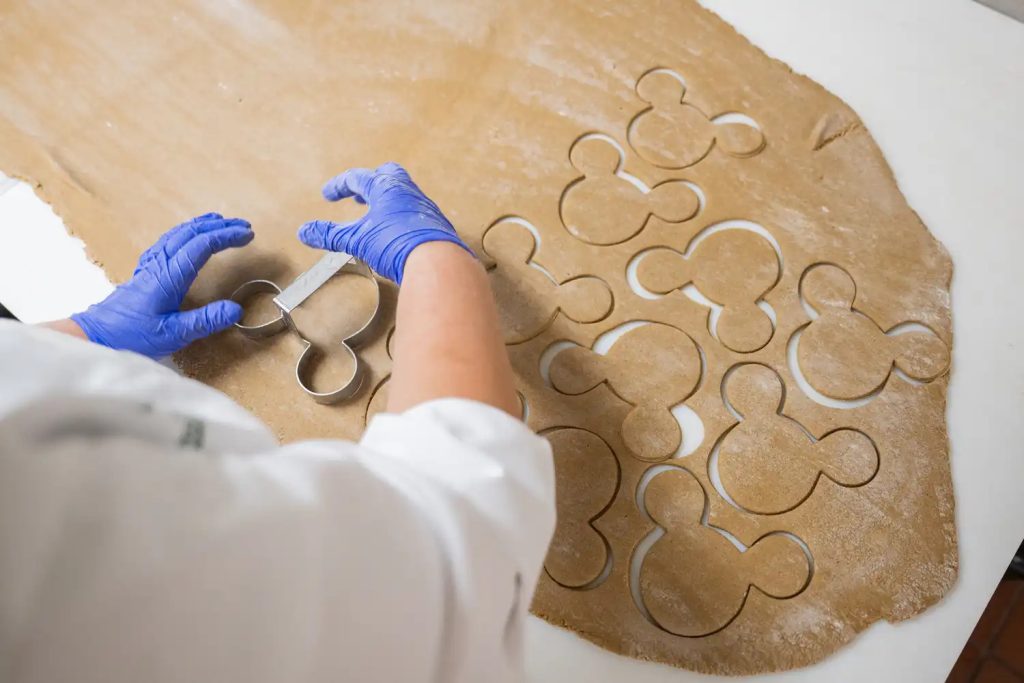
[[549, 345, 606, 396], [743, 533, 811, 599], [557, 275, 613, 324]]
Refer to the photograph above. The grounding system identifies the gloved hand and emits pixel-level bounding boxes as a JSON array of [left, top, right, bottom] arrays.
[[70, 213, 253, 358], [298, 162, 473, 284]]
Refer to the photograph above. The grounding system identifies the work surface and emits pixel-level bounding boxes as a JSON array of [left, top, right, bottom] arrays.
[[0, 0, 1021, 680]]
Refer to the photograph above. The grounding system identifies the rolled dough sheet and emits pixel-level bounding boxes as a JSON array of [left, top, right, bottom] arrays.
[[0, 0, 955, 674]]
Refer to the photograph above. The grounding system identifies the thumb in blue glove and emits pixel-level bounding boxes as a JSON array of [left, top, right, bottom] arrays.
[[71, 213, 253, 358], [297, 162, 473, 284]]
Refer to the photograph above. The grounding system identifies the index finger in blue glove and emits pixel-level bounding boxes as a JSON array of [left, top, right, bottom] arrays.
[[374, 161, 412, 180], [298, 218, 363, 253], [167, 224, 254, 287], [171, 299, 244, 344], [136, 213, 225, 273], [163, 216, 250, 257], [322, 168, 376, 204]]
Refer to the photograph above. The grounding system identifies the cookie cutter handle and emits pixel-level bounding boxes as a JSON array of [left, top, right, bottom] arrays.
[[273, 251, 356, 331]]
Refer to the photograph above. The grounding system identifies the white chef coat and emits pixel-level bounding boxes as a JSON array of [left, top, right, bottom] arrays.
[[0, 320, 556, 683]]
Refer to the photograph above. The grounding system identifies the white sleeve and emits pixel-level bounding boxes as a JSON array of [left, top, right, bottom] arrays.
[[0, 321, 555, 683], [359, 400, 557, 680]]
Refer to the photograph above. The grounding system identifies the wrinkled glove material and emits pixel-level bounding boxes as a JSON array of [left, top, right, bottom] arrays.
[[71, 213, 253, 358], [299, 162, 473, 284]]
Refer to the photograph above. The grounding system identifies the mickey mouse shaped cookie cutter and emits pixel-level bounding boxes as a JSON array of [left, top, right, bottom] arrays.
[[229, 251, 381, 404]]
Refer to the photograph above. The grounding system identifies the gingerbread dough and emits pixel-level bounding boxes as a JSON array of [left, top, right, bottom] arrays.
[[0, 0, 955, 675], [483, 216, 612, 343], [560, 135, 700, 245], [713, 363, 880, 515], [543, 427, 620, 589], [638, 467, 811, 636], [548, 322, 702, 462], [637, 226, 781, 353], [629, 69, 766, 169]]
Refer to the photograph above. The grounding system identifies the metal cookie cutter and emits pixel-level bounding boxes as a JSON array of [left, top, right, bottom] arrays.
[[229, 251, 381, 404]]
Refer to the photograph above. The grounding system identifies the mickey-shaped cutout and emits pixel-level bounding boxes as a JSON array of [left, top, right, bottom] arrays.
[[628, 69, 766, 169], [482, 217, 613, 343], [543, 428, 619, 589], [797, 264, 951, 399], [637, 227, 781, 353], [638, 467, 811, 637], [714, 363, 879, 515], [549, 322, 701, 461], [559, 135, 700, 246]]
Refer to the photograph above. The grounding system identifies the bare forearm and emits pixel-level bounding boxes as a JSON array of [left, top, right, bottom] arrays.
[[39, 318, 88, 340], [387, 242, 518, 416]]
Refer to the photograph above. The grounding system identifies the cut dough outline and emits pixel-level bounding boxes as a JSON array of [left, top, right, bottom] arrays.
[[483, 214, 614, 344], [541, 426, 621, 590], [630, 465, 814, 638], [794, 262, 951, 400], [632, 221, 782, 353], [559, 132, 701, 246], [548, 320, 704, 462], [627, 66, 767, 170], [708, 362, 881, 515], [481, 215, 614, 344]]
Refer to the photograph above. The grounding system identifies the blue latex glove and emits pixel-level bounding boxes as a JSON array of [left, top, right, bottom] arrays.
[[298, 162, 473, 284], [71, 213, 253, 358]]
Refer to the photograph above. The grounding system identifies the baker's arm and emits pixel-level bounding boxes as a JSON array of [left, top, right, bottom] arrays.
[[298, 163, 518, 415], [0, 321, 554, 683], [392, 241, 519, 413]]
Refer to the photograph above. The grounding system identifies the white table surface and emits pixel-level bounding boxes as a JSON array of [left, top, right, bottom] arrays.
[[1, 0, 1021, 680]]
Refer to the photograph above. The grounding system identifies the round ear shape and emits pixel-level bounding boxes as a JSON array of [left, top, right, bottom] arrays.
[[892, 330, 950, 381], [723, 363, 783, 419], [385, 326, 397, 360], [744, 533, 812, 599], [648, 180, 701, 223], [623, 405, 681, 462], [716, 303, 774, 353], [557, 276, 613, 324], [568, 136, 622, 176], [817, 428, 879, 487], [686, 229, 780, 304], [549, 345, 605, 396], [364, 375, 390, 426], [636, 70, 686, 108], [801, 263, 856, 314], [545, 526, 607, 589], [643, 467, 705, 529], [636, 248, 690, 295], [516, 391, 528, 421], [715, 121, 766, 157], [482, 218, 537, 265]]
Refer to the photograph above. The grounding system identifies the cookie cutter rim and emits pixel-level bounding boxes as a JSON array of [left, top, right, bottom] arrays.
[[228, 253, 382, 404]]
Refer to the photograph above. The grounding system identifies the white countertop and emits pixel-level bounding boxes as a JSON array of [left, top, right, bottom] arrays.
[[1, 0, 1022, 680]]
